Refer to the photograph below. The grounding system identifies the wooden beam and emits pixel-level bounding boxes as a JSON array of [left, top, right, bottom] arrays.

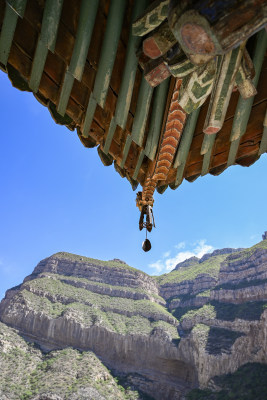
[[29, 0, 63, 93], [228, 29, 267, 166], [82, 0, 126, 137], [133, 78, 170, 180], [103, 0, 150, 155], [120, 76, 153, 168], [0, 0, 27, 66], [167, 53, 197, 78], [259, 108, 267, 155], [132, 0, 168, 37], [174, 108, 200, 168], [57, 0, 99, 115], [144, 56, 171, 87], [143, 21, 177, 59], [169, 0, 267, 60], [178, 59, 215, 114], [235, 64, 257, 99], [203, 45, 244, 134], [145, 78, 170, 160]]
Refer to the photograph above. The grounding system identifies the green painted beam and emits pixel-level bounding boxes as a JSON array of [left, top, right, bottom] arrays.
[[133, 149, 145, 180], [201, 134, 216, 176], [132, 77, 153, 146], [82, 0, 126, 136], [29, 0, 63, 92], [174, 108, 200, 168], [132, 0, 169, 37], [29, 42, 48, 92], [230, 29, 267, 143], [120, 135, 132, 169], [7, 0, 27, 17], [94, 0, 126, 107], [200, 133, 215, 155], [203, 47, 244, 135], [82, 95, 97, 138], [132, 78, 169, 181], [201, 146, 212, 176], [103, 0, 149, 154], [171, 109, 201, 188], [259, 108, 267, 155], [144, 78, 170, 160], [227, 138, 240, 167], [103, 117, 117, 155], [115, 0, 149, 130], [57, 0, 99, 115], [0, 1, 27, 66], [119, 76, 153, 168], [170, 162, 184, 189], [227, 29, 267, 166]]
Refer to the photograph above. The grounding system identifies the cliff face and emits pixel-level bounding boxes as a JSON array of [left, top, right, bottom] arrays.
[[0, 239, 267, 400]]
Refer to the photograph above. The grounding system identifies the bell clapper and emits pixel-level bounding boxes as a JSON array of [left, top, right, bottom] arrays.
[[142, 227, 152, 252]]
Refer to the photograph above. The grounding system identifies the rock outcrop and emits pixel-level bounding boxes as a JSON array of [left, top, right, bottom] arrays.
[[0, 238, 267, 400]]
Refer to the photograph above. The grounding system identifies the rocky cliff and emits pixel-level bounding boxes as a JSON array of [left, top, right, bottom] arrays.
[[0, 238, 267, 400]]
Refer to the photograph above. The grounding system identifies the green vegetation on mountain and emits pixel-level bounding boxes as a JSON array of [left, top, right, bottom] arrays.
[[196, 289, 211, 297], [224, 239, 267, 265], [180, 304, 216, 322], [24, 277, 174, 322], [0, 323, 141, 400], [186, 363, 267, 400], [52, 252, 144, 273], [20, 282, 179, 338], [215, 278, 267, 291], [38, 273, 165, 304], [156, 254, 228, 285]]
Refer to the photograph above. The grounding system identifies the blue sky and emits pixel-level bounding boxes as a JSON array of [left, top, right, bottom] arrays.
[[0, 70, 266, 299]]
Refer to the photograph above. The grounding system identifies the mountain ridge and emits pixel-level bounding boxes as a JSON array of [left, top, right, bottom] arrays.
[[0, 238, 267, 399]]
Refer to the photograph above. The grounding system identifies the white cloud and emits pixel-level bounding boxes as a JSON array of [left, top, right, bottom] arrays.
[[194, 239, 214, 258], [165, 251, 197, 271], [175, 241, 186, 250], [163, 251, 170, 258], [149, 240, 214, 275], [148, 260, 164, 274]]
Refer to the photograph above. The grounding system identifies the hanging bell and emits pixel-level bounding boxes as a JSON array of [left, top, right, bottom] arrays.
[[142, 238, 152, 252]]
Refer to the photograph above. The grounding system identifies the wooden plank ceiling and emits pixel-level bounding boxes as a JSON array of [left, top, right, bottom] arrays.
[[0, 0, 266, 196]]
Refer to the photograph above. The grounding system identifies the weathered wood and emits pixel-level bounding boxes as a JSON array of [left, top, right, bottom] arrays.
[[98, 0, 150, 155], [169, 0, 267, 60], [133, 78, 170, 180], [132, 0, 168, 37], [144, 78, 170, 160], [143, 21, 177, 59], [167, 52, 197, 78], [133, 149, 145, 180], [137, 79, 186, 207], [153, 79, 186, 181], [97, 146, 113, 166], [230, 30, 267, 142], [144, 56, 170, 87], [57, 0, 99, 115], [178, 59, 215, 114], [235, 64, 257, 99], [169, 8, 221, 62], [203, 45, 245, 134], [259, 108, 267, 155], [174, 108, 200, 168], [82, 0, 126, 136], [29, 0, 63, 92], [0, 1, 27, 66]]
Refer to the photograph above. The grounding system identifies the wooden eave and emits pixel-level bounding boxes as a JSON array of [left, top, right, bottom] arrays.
[[0, 0, 266, 194]]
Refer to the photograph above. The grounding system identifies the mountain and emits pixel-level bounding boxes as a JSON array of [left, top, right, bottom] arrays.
[[0, 237, 267, 400]]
